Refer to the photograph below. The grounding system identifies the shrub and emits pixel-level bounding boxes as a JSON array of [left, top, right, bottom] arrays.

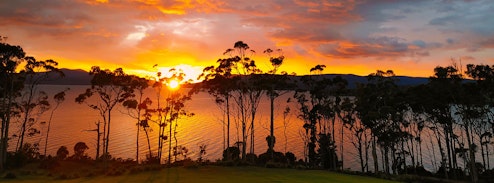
[[129, 166, 145, 174], [144, 154, 160, 165], [285, 152, 296, 165], [245, 153, 258, 165], [265, 161, 286, 168], [6, 143, 41, 168], [39, 157, 60, 170], [56, 146, 69, 160], [4, 172, 16, 179], [183, 159, 199, 169], [222, 146, 240, 161]]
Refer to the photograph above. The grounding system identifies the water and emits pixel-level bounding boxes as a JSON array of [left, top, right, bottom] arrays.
[[12, 85, 306, 164], [10, 85, 493, 172]]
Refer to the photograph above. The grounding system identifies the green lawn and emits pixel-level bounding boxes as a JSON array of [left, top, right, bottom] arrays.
[[2, 166, 398, 183]]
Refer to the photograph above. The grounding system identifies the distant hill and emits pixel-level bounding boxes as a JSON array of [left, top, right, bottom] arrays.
[[26, 68, 91, 85], [28, 69, 430, 87], [311, 74, 429, 88]]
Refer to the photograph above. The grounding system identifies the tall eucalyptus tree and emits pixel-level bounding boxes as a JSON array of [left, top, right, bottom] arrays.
[[75, 67, 134, 159]]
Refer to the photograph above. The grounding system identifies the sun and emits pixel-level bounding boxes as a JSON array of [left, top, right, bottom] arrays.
[[168, 79, 180, 89], [126, 64, 205, 83], [157, 64, 204, 83]]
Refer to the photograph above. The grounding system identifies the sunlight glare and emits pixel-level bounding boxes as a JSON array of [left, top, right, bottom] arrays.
[[158, 64, 204, 82], [168, 79, 180, 89]]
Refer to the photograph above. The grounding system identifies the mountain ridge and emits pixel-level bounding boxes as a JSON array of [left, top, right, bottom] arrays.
[[31, 68, 430, 87]]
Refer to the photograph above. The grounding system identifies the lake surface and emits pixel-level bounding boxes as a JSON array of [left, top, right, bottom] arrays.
[[10, 85, 493, 172], [12, 85, 307, 164]]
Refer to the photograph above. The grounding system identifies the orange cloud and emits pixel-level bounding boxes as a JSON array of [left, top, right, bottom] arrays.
[[1, 0, 493, 79]]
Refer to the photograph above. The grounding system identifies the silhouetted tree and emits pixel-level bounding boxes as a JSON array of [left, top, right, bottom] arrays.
[[0, 38, 25, 170], [0, 38, 62, 170], [16, 57, 63, 152], [341, 97, 369, 172], [318, 133, 338, 169], [72, 142, 89, 160], [203, 41, 262, 160], [466, 64, 494, 171], [122, 76, 150, 163], [75, 67, 134, 159], [196, 64, 236, 152], [151, 68, 193, 164], [356, 70, 408, 174], [294, 65, 345, 169], [223, 146, 240, 161], [261, 48, 291, 158], [227, 41, 263, 157], [44, 89, 69, 157], [428, 65, 463, 179], [282, 106, 292, 154], [56, 146, 69, 160]]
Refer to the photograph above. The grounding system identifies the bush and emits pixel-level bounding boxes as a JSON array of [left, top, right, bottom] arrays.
[[39, 156, 60, 170], [4, 172, 16, 179], [258, 150, 286, 165], [435, 166, 464, 179], [106, 167, 125, 176], [219, 160, 238, 166], [129, 166, 145, 174], [265, 161, 286, 168], [398, 165, 432, 176], [6, 143, 41, 168], [183, 159, 199, 169], [56, 146, 69, 160], [245, 153, 257, 165], [222, 146, 240, 161], [143, 154, 160, 165], [481, 168, 494, 180]]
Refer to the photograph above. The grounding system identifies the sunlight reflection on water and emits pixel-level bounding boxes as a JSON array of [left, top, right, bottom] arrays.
[[10, 85, 472, 172]]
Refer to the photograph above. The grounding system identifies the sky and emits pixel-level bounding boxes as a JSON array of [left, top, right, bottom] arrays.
[[1, 0, 493, 80]]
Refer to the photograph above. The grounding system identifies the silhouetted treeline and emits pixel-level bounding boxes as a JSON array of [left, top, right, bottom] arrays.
[[3, 39, 494, 183]]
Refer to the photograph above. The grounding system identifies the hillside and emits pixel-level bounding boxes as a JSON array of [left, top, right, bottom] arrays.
[[28, 69, 429, 87], [26, 69, 91, 85]]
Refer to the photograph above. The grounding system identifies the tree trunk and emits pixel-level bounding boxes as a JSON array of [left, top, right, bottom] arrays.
[[270, 94, 274, 158], [44, 102, 61, 157], [226, 95, 230, 148], [102, 113, 107, 158], [372, 136, 379, 173], [240, 95, 246, 160], [18, 85, 35, 152], [168, 111, 173, 165], [105, 109, 112, 155], [384, 147, 390, 174], [444, 124, 453, 178], [358, 132, 364, 172], [465, 123, 478, 183], [480, 137, 485, 170], [174, 118, 178, 162], [0, 80, 14, 170], [486, 142, 490, 170], [136, 106, 141, 163], [145, 128, 152, 159], [340, 118, 344, 170], [419, 133, 424, 166], [436, 127, 448, 179], [95, 121, 101, 159], [365, 131, 369, 172], [136, 121, 139, 163], [408, 132, 415, 168]]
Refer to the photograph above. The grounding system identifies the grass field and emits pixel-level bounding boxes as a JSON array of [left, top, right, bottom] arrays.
[[2, 166, 398, 183]]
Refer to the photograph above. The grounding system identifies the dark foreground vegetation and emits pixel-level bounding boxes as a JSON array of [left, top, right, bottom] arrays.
[[1, 160, 401, 183], [2, 38, 494, 182]]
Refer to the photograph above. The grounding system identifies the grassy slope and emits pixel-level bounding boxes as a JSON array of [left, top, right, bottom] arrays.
[[2, 166, 397, 183]]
